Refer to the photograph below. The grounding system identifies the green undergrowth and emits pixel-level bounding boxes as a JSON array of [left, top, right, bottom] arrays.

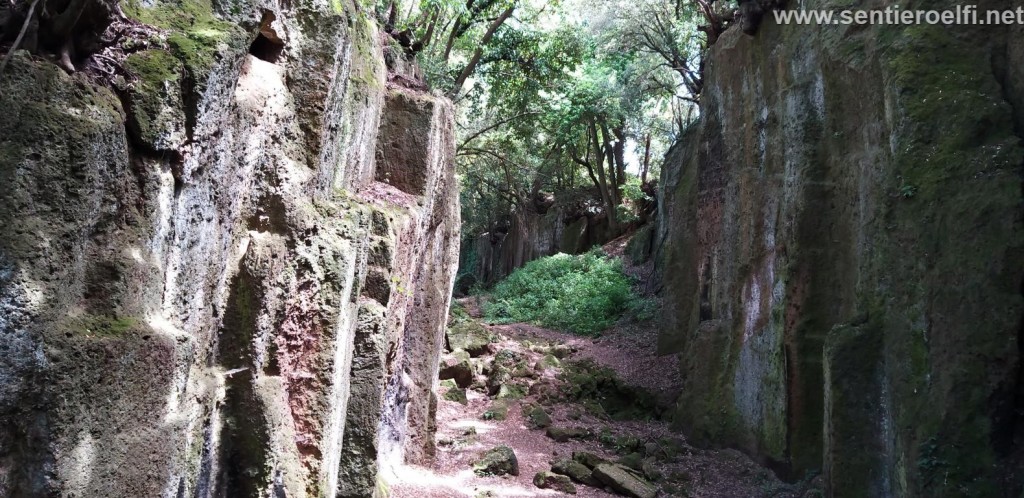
[[483, 249, 650, 335]]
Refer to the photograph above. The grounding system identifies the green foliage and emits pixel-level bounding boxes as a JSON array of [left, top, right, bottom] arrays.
[[448, 302, 472, 325], [443, 0, 700, 241], [622, 176, 652, 204], [484, 249, 646, 335]]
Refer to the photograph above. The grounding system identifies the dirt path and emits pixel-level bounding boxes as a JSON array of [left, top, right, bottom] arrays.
[[386, 300, 820, 498]]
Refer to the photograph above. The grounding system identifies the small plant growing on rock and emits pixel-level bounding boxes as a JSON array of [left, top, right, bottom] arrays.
[[897, 177, 919, 198]]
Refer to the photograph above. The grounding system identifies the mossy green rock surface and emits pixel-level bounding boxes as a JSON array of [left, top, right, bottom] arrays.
[[546, 426, 589, 443], [552, 458, 600, 486], [124, 49, 186, 150], [525, 405, 552, 429], [592, 463, 656, 498], [448, 321, 493, 357], [473, 446, 519, 476], [443, 387, 468, 405], [533, 471, 577, 494], [657, 1, 1024, 492]]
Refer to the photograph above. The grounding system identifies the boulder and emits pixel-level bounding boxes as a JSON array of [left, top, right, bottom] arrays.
[[439, 350, 473, 388], [443, 387, 468, 405], [494, 349, 522, 366], [524, 405, 552, 429], [538, 353, 561, 368], [448, 321, 493, 357], [473, 446, 519, 476], [551, 458, 601, 487], [496, 383, 526, 400], [482, 399, 509, 421], [533, 471, 577, 494], [592, 463, 657, 498], [486, 364, 512, 395], [546, 426, 590, 443], [616, 452, 644, 471], [573, 451, 610, 469], [641, 457, 662, 481], [512, 361, 537, 378], [550, 344, 574, 359]]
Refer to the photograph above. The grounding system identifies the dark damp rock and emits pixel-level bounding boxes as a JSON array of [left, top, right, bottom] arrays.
[[439, 350, 473, 388], [511, 361, 537, 379], [538, 353, 561, 368], [551, 458, 601, 487], [443, 387, 468, 405], [550, 344, 574, 359], [534, 471, 577, 494], [641, 457, 662, 481], [616, 452, 644, 471], [592, 463, 657, 498], [496, 383, 526, 400], [473, 446, 519, 476], [447, 321, 493, 357], [524, 404, 552, 429], [573, 451, 610, 469], [481, 399, 509, 421], [558, 359, 662, 420], [546, 426, 590, 443], [494, 349, 521, 366], [653, 437, 686, 460], [486, 364, 512, 395]]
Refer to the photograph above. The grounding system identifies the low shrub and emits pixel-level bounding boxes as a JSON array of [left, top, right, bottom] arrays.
[[483, 249, 647, 335]]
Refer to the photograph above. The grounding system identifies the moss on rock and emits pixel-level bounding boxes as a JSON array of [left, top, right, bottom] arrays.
[[122, 0, 244, 79], [124, 49, 185, 150], [559, 359, 662, 420]]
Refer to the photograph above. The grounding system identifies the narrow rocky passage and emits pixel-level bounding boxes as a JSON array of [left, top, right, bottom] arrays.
[[386, 299, 820, 498]]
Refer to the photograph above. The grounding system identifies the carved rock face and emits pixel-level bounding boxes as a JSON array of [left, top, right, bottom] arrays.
[[0, 2, 460, 496], [658, 12, 1024, 495]]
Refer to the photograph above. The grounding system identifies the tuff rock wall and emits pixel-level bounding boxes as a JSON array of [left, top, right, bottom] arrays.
[[470, 205, 613, 288], [659, 0, 1024, 495], [0, 0, 459, 496]]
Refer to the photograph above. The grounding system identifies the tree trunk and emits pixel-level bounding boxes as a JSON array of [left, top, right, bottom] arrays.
[[641, 133, 651, 184], [421, 9, 439, 49], [447, 5, 514, 98], [442, 18, 462, 62], [589, 121, 619, 233], [597, 120, 620, 210], [612, 125, 627, 197]]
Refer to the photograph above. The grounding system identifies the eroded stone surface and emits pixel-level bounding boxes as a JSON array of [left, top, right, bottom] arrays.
[[0, 1, 459, 496], [592, 463, 656, 498], [658, 4, 1024, 494]]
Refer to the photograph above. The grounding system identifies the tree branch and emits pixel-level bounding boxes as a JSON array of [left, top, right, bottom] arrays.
[[0, 0, 40, 78], [447, 4, 515, 98]]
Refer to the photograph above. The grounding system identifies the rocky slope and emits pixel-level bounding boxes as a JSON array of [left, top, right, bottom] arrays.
[[658, 0, 1024, 495], [390, 300, 816, 497], [0, 1, 459, 496]]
